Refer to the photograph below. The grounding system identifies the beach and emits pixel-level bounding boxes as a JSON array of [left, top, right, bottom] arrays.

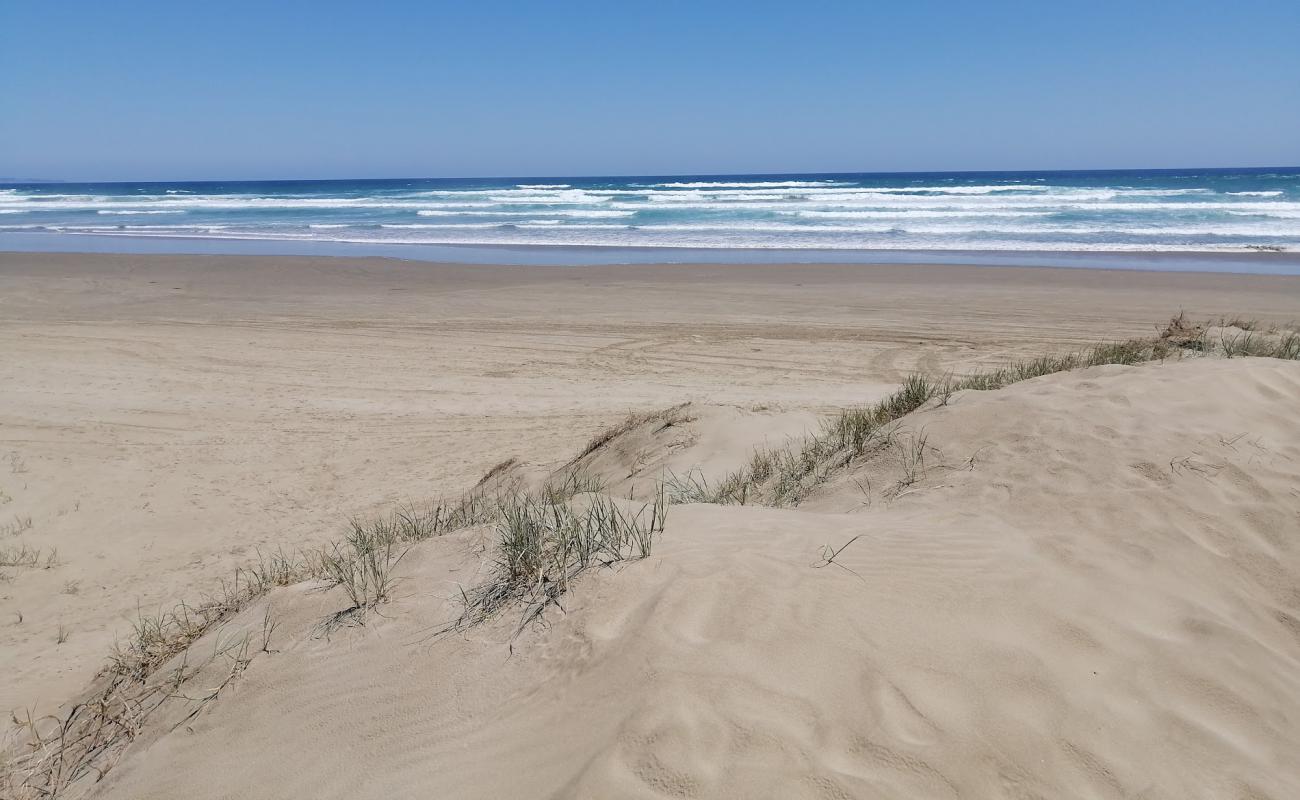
[[4, 251, 1300, 798], [9, 0, 1300, 793]]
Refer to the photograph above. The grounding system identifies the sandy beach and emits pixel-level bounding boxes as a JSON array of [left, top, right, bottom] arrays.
[[9, 0, 1300, 794], [3, 251, 1300, 798]]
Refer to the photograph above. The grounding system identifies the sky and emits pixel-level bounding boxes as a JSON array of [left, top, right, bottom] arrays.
[[1, 0, 1298, 181]]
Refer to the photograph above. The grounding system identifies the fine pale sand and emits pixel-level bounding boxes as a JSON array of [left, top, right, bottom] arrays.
[[3, 252, 1300, 798]]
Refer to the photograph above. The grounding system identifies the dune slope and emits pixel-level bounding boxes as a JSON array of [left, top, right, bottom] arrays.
[[51, 357, 1300, 799]]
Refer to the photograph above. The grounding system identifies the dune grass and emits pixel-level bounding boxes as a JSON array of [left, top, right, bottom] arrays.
[[572, 403, 695, 462], [0, 461, 651, 796], [0, 542, 43, 568], [1, 515, 33, 538], [1216, 327, 1300, 359], [315, 526, 404, 615], [0, 484, 510, 798], [0, 542, 56, 570], [448, 486, 666, 641], [664, 325, 1296, 508], [1161, 311, 1300, 359]]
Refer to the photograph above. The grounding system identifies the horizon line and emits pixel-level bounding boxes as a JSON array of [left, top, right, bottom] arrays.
[[3, 164, 1298, 186]]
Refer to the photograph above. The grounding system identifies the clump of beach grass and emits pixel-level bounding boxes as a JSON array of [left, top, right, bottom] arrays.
[[1160, 312, 1300, 360], [1, 515, 33, 537], [0, 542, 54, 570], [664, 469, 751, 506], [1218, 316, 1259, 331], [475, 457, 518, 487], [314, 520, 405, 614], [448, 485, 666, 640], [894, 428, 931, 490], [1216, 327, 1300, 359], [1158, 310, 1206, 352], [538, 468, 607, 504], [0, 542, 42, 568], [573, 403, 695, 461]]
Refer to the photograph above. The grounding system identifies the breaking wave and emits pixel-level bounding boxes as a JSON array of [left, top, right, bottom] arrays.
[[2, 169, 1296, 253]]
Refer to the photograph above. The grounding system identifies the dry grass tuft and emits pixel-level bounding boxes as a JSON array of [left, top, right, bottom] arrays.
[[475, 457, 518, 487], [573, 403, 695, 461], [1, 516, 33, 538], [0, 542, 43, 569], [314, 521, 405, 614], [1158, 310, 1206, 353], [447, 485, 666, 642], [3, 604, 284, 799], [0, 542, 56, 570], [1215, 327, 1300, 360]]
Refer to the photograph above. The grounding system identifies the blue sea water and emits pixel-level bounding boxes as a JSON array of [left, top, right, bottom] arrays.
[[3, 168, 1299, 266]]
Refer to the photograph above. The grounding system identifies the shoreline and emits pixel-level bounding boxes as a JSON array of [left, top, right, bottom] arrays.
[[2, 231, 1299, 274], [8, 249, 1300, 289]]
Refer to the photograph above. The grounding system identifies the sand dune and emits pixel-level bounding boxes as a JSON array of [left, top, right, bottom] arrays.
[[29, 356, 1296, 800], [4, 253, 1300, 798]]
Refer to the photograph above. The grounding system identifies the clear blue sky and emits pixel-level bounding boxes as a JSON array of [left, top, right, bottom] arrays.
[[2, 0, 1297, 181]]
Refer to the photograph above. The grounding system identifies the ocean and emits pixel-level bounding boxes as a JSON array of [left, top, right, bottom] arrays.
[[2, 167, 1299, 264]]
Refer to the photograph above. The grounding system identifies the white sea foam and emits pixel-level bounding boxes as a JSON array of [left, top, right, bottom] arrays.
[[45, 223, 1289, 254], [45, 224, 228, 233], [845, 184, 1044, 194], [2, 185, 1289, 217], [633, 189, 1127, 205], [791, 210, 1055, 220], [415, 208, 633, 218], [380, 222, 507, 229], [510, 221, 1300, 237], [1104, 188, 1214, 196], [629, 184, 1126, 197], [589, 199, 1300, 215], [97, 209, 186, 215], [1226, 209, 1300, 219], [483, 190, 603, 204], [646, 181, 850, 189]]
